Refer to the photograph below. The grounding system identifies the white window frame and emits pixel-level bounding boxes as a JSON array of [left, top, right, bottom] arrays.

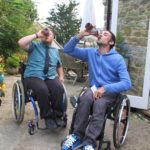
[[111, 0, 150, 109]]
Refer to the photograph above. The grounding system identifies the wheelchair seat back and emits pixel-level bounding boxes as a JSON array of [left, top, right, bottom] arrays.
[[19, 62, 26, 81]]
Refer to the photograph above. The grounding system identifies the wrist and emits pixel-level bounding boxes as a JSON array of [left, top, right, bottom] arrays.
[[59, 75, 64, 78], [76, 32, 84, 40], [102, 86, 105, 93], [35, 33, 38, 38]]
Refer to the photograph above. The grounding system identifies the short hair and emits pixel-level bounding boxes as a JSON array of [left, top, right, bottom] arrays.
[[43, 28, 55, 38], [108, 31, 116, 49]]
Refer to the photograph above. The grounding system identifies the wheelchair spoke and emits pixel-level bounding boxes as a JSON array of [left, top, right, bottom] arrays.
[[116, 122, 124, 142], [14, 85, 19, 119], [113, 96, 130, 148], [12, 80, 25, 124]]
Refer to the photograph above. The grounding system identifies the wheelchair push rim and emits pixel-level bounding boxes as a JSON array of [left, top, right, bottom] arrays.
[[113, 95, 130, 148], [12, 80, 25, 124]]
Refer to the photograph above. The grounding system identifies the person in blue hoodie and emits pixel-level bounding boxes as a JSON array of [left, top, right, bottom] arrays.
[[61, 29, 131, 150]]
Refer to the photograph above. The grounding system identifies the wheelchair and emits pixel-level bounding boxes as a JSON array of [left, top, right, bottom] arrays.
[[12, 62, 68, 135], [64, 87, 130, 150]]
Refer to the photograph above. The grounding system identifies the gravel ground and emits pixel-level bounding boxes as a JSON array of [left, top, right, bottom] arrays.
[[0, 75, 150, 150]]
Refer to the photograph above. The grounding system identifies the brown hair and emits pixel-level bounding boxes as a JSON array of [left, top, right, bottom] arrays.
[[108, 30, 116, 49]]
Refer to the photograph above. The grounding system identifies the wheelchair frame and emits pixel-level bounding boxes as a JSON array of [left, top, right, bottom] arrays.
[[68, 88, 130, 150], [12, 63, 68, 135]]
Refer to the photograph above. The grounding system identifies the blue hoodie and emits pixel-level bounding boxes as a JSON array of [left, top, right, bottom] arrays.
[[64, 36, 131, 93]]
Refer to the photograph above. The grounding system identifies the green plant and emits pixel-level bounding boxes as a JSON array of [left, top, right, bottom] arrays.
[[0, 0, 37, 58], [116, 32, 124, 51], [46, 0, 81, 46], [116, 32, 124, 45], [0, 63, 5, 73], [116, 32, 128, 56], [6, 54, 20, 68]]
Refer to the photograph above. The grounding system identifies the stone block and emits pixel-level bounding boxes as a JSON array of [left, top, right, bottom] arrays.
[[123, 27, 131, 36]]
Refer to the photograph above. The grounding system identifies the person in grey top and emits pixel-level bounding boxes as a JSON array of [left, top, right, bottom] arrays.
[[18, 28, 65, 128]]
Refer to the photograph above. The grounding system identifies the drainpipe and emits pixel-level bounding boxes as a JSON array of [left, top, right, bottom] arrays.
[[106, 0, 111, 30]]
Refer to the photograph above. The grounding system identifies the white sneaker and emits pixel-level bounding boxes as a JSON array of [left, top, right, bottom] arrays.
[[61, 134, 82, 150], [83, 145, 95, 150]]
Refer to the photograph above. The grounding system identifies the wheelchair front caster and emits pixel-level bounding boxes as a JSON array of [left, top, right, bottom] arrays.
[[28, 120, 35, 135]]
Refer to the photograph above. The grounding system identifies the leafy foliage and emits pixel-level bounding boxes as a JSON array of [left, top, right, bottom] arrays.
[[116, 32, 129, 58], [116, 32, 125, 53], [0, 0, 37, 58], [46, 0, 81, 46], [5, 54, 20, 68], [116, 32, 124, 46], [0, 63, 4, 73]]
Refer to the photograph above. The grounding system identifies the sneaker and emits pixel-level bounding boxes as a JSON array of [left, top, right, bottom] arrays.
[[82, 145, 95, 150], [61, 134, 82, 150], [45, 118, 57, 129]]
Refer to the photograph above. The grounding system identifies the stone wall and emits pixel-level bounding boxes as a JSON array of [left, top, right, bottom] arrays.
[[104, 0, 150, 96], [117, 0, 150, 96]]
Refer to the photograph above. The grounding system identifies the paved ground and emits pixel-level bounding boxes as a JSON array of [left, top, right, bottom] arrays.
[[0, 75, 150, 150]]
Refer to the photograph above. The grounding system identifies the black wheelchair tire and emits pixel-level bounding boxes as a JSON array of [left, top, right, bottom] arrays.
[[28, 125, 35, 135], [12, 80, 25, 124], [113, 95, 130, 148]]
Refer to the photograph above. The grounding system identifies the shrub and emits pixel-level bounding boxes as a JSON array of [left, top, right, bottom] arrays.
[[6, 54, 20, 68], [0, 63, 5, 73]]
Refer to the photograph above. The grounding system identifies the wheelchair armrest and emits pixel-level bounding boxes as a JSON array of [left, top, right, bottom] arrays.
[[70, 86, 88, 108]]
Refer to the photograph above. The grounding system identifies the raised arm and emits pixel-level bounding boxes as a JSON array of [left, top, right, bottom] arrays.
[[18, 34, 37, 50], [18, 31, 43, 50], [64, 30, 92, 61]]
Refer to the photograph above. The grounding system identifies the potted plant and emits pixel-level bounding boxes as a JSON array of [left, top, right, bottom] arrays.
[[6, 54, 20, 75]]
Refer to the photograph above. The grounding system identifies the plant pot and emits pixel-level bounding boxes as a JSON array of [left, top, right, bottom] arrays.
[[7, 67, 19, 75]]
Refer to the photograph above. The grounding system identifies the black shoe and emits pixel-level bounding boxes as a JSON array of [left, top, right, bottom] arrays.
[[55, 117, 65, 127], [45, 118, 57, 129]]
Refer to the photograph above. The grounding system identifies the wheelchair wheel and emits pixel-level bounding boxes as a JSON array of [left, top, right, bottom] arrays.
[[62, 84, 68, 112], [12, 80, 25, 124], [113, 95, 130, 148], [61, 84, 68, 127]]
